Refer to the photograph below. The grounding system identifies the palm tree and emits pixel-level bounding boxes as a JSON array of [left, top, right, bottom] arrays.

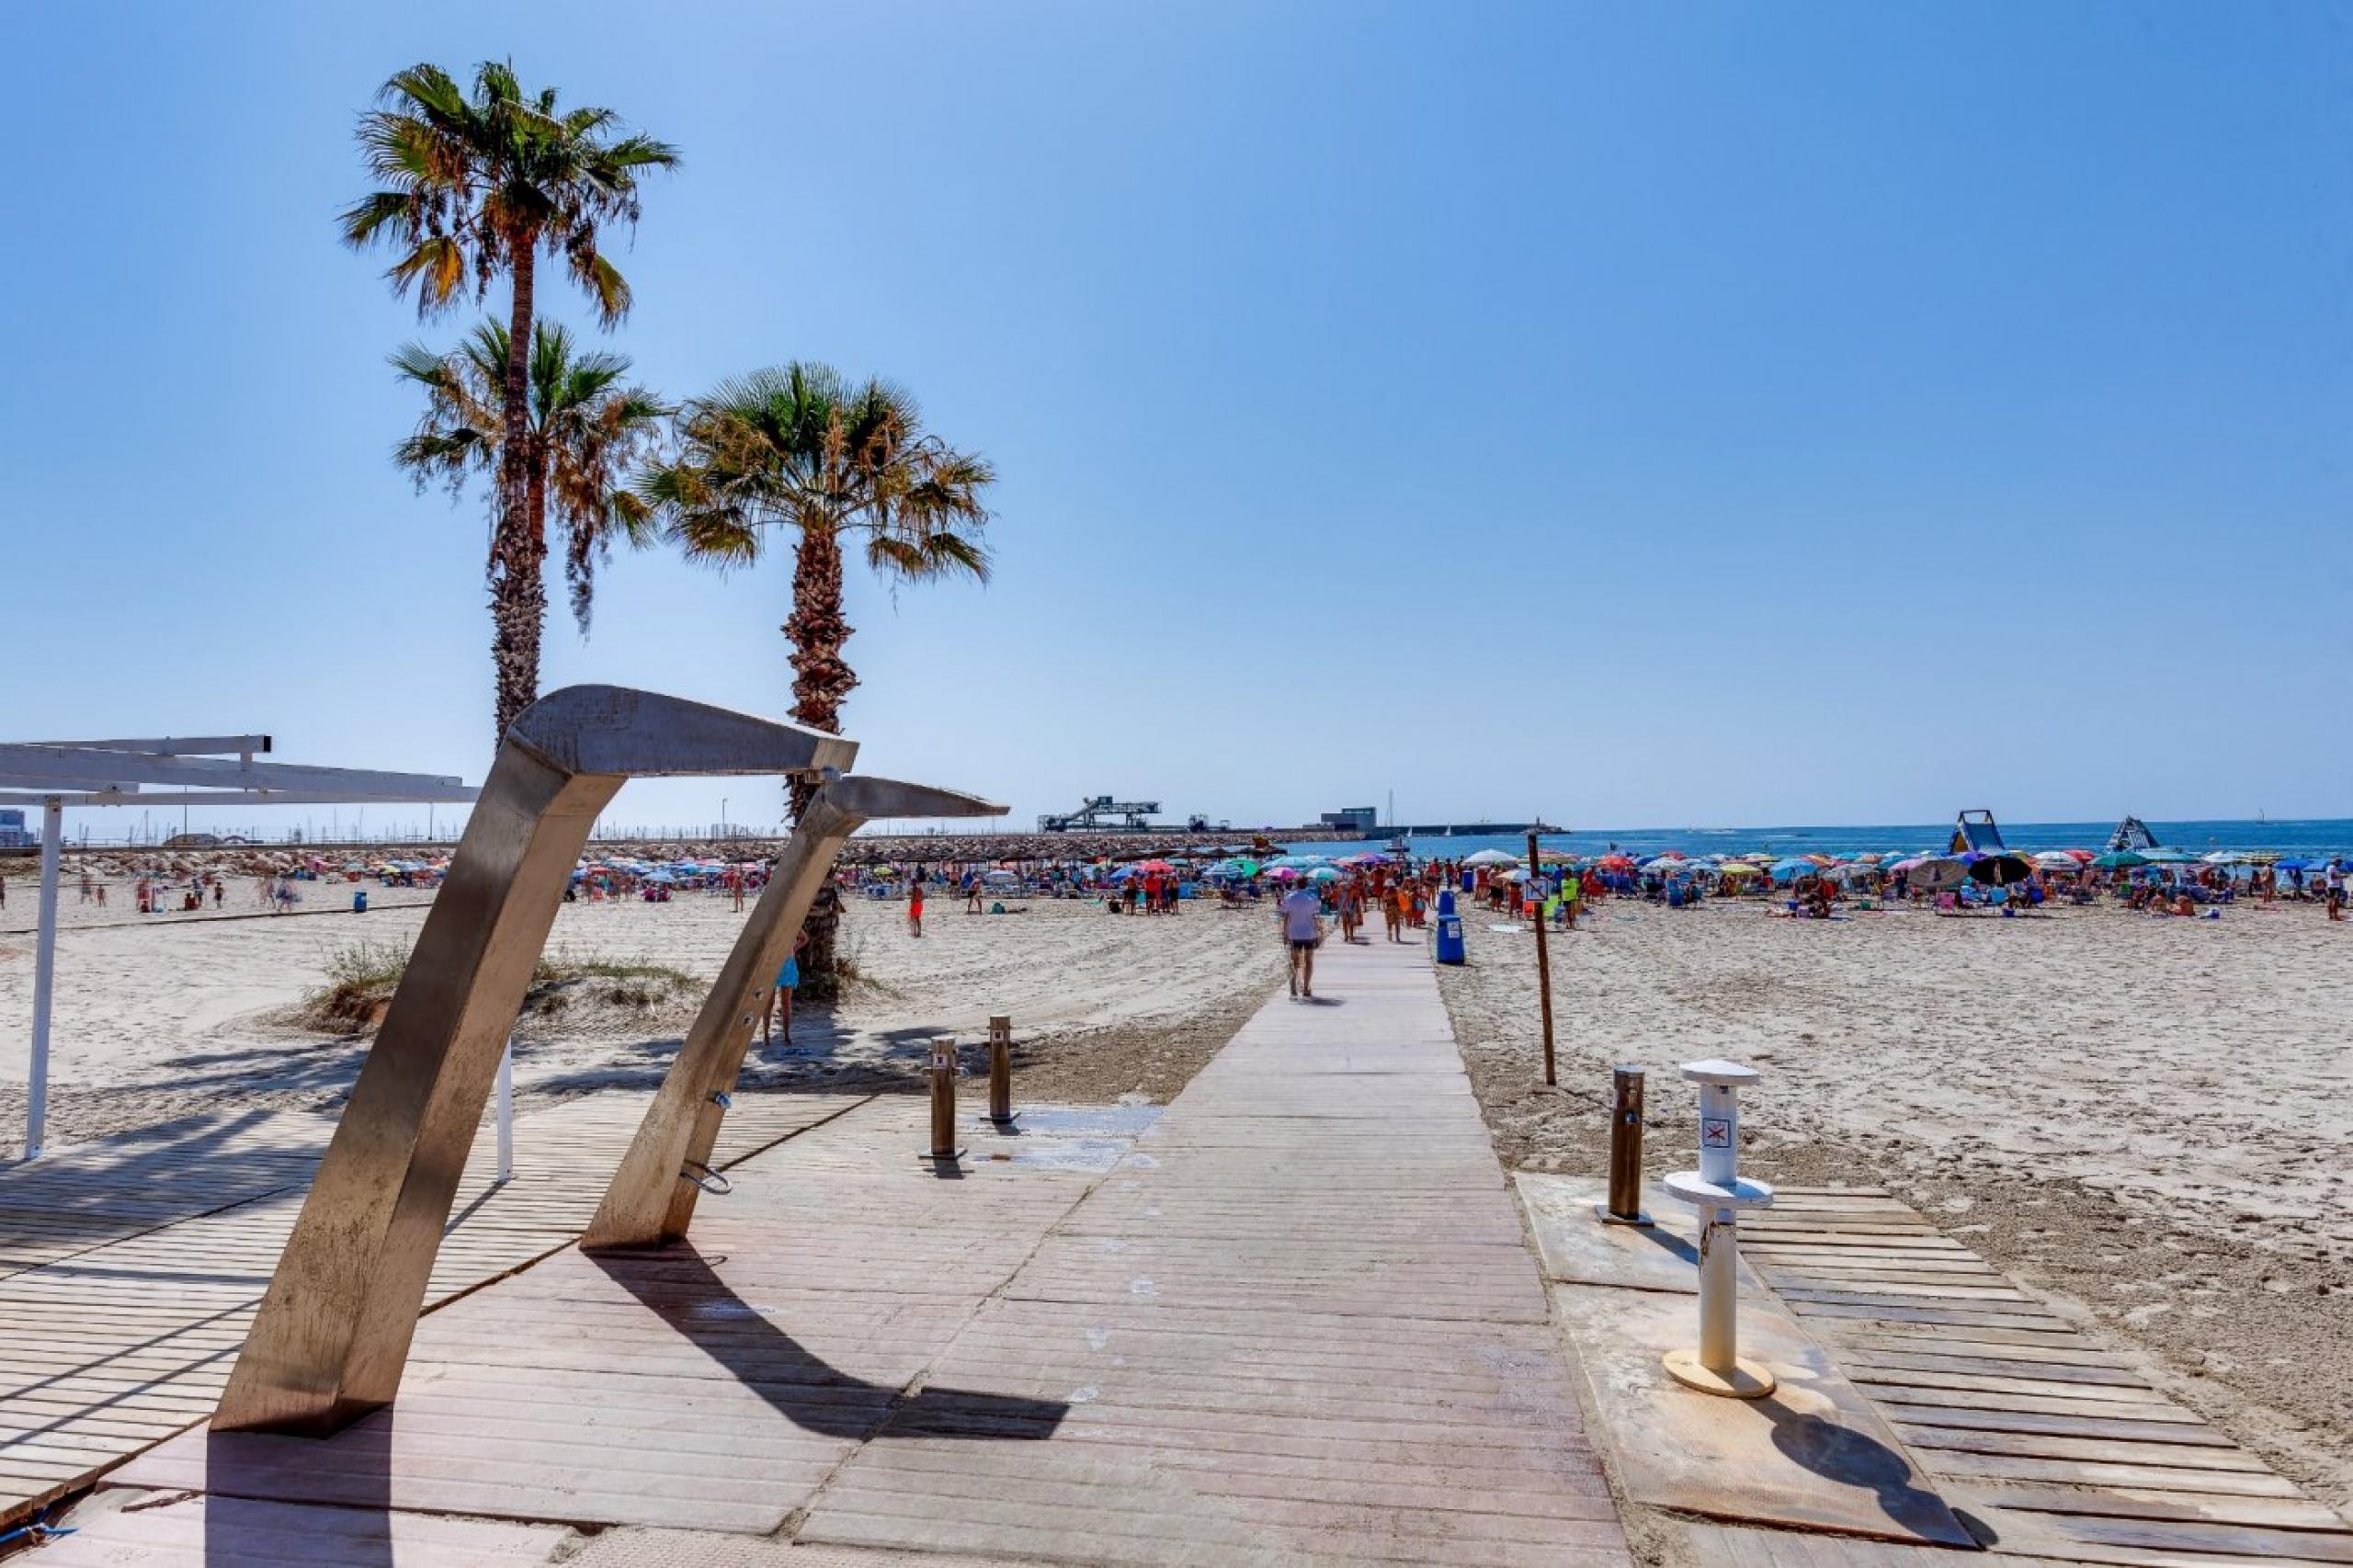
[[392, 321, 667, 647], [345, 60, 678, 739], [642, 363, 995, 996]]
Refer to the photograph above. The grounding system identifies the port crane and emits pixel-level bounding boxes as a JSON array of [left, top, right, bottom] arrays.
[[1037, 795, 1162, 833]]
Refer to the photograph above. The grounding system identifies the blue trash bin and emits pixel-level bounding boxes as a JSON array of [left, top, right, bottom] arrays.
[[1435, 914, 1466, 964], [1436, 888, 1457, 918]]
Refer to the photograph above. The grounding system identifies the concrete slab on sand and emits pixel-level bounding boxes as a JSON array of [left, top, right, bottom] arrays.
[[1552, 1280, 1975, 1549], [1518, 1172, 1764, 1297]]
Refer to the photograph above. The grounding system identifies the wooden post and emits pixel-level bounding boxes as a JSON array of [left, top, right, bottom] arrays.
[[987, 1014, 1015, 1126], [1599, 1065, 1652, 1225], [1529, 830, 1555, 1087], [927, 1037, 960, 1162]]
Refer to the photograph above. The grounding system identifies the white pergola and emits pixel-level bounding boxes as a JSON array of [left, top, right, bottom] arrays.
[[3, 735, 478, 1159]]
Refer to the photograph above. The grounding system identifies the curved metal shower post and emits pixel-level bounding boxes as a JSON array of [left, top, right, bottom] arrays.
[[584, 775, 1006, 1250], [213, 687, 857, 1437]]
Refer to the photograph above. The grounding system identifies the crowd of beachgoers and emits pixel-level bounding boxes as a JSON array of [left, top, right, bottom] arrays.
[[17, 831, 2346, 932]]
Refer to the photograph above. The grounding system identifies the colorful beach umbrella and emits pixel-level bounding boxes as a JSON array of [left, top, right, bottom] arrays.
[[1967, 854, 2036, 887], [1909, 857, 1969, 892]]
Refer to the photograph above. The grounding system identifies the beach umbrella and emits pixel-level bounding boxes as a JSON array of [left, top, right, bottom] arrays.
[[1135, 859, 1176, 873], [1827, 861, 1881, 882], [1503, 868, 1532, 882], [1462, 848, 1519, 868], [1717, 862, 1761, 879], [2031, 851, 2078, 869], [2200, 851, 2245, 865], [2062, 849, 2095, 863], [2139, 847, 2197, 864], [1967, 854, 2035, 887], [1308, 867, 1341, 882], [2090, 851, 2147, 869], [1909, 857, 1969, 892], [1263, 866, 1302, 881]]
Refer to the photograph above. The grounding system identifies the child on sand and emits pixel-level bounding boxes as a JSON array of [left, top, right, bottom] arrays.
[[908, 880, 925, 937], [764, 932, 807, 1048]]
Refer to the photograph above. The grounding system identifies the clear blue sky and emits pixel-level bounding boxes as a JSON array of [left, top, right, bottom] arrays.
[[4, 2, 2346, 839]]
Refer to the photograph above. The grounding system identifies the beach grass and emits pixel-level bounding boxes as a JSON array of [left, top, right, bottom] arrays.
[[302, 939, 698, 1032]]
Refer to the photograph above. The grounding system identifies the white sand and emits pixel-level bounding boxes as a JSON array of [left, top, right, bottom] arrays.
[[1435, 896, 2353, 1504], [0, 889, 1282, 1152]]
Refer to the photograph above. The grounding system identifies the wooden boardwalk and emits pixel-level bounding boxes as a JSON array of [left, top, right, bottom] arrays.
[[45, 936, 1631, 1565], [0, 1088, 863, 1531], [1739, 1189, 2353, 1567]]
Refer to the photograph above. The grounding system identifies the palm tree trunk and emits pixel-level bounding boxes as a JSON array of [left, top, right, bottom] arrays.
[[785, 518, 858, 1001], [490, 236, 541, 745]]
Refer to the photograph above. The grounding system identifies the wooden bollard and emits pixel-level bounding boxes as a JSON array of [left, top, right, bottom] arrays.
[[987, 1015, 1015, 1126], [926, 1037, 961, 1163], [1597, 1065, 1653, 1226]]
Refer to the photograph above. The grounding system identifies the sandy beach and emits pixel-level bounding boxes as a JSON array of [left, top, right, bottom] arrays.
[[5, 867, 2349, 1513], [1434, 896, 2353, 1508], [0, 887, 1285, 1153]]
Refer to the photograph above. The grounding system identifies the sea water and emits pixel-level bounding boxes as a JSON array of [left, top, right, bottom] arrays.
[[1295, 819, 2353, 863]]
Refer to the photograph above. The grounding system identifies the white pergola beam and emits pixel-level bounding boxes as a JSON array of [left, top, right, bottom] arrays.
[[25, 798, 59, 1157], [8, 740, 476, 1165], [0, 748, 462, 798], [23, 735, 272, 757], [0, 788, 477, 809]]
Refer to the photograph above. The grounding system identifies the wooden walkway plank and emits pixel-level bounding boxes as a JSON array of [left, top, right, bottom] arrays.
[[797, 937, 1629, 1564], [0, 1088, 869, 1529], [1748, 1187, 2353, 1563]]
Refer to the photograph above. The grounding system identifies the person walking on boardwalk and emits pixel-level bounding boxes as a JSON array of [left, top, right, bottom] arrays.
[[1279, 878, 1324, 999]]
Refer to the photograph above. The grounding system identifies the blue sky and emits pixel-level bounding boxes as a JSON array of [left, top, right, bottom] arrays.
[[3, 2, 2346, 840]]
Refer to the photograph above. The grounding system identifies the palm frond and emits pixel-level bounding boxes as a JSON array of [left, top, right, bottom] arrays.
[[384, 235, 469, 313]]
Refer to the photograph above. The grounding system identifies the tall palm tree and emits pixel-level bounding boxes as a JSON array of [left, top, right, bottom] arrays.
[[344, 60, 677, 739], [392, 321, 667, 645], [642, 363, 995, 996]]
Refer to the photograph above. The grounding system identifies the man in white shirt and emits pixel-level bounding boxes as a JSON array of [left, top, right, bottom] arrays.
[[1278, 882, 1324, 998]]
